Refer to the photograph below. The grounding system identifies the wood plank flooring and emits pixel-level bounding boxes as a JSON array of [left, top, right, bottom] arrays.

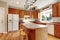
[[0, 30, 20, 40], [48, 35, 60, 40], [0, 31, 60, 40]]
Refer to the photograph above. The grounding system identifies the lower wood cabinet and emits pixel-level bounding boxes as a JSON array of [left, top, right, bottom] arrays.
[[47, 23, 60, 38], [27, 29, 35, 40], [54, 24, 60, 38]]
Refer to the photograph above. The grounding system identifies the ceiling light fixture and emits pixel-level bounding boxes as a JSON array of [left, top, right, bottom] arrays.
[[24, 0, 37, 9]]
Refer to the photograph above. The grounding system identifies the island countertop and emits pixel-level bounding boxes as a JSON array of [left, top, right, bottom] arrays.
[[21, 22, 48, 29]]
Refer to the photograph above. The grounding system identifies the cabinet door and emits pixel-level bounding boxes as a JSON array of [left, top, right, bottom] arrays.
[[33, 10, 38, 19], [52, 3, 58, 17], [19, 10, 24, 18], [13, 14, 19, 31], [28, 30, 35, 40], [0, 7, 5, 33], [54, 24, 60, 38], [58, 3, 60, 17], [8, 8, 19, 14]]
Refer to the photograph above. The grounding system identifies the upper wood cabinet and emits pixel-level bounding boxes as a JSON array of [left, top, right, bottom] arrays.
[[52, 3, 60, 17], [52, 3, 58, 17], [8, 8, 39, 18], [33, 10, 39, 19], [19, 10, 24, 18], [8, 8, 19, 14], [58, 3, 60, 17]]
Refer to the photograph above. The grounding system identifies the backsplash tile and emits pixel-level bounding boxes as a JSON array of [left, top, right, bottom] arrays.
[[52, 17, 60, 22]]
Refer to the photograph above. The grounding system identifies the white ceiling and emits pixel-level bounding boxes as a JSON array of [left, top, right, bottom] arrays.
[[33, 0, 59, 9], [0, 0, 59, 9], [0, 0, 26, 9]]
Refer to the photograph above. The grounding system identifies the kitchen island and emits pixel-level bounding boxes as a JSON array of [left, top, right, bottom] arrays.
[[20, 22, 48, 40]]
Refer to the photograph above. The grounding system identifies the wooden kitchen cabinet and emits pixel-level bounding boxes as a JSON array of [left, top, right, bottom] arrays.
[[19, 10, 25, 18], [54, 23, 60, 38], [33, 10, 39, 19], [9, 8, 39, 18], [52, 3, 58, 17], [52, 2, 60, 17], [27, 29, 35, 40], [58, 3, 60, 17], [8, 8, 19, 14]]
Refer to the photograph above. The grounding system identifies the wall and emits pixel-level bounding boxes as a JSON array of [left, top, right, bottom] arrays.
[[52, 17, 60, 22]]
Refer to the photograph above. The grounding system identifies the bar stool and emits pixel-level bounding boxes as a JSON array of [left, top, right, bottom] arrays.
[[20, 29, 28, 40]]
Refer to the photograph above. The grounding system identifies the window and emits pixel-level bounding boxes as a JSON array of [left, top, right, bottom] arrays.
[[39, 9, 52, 23]]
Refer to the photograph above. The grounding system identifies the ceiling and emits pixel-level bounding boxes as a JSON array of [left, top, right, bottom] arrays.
[[0, 0, 26, 9], [33, 0, 59, 9], [0, 0, 59, 10]]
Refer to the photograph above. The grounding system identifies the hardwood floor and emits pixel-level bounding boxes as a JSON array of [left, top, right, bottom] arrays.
[[48, 35, 60, 40], [0, 31, 60, 40], [0, 30, 20, 40]]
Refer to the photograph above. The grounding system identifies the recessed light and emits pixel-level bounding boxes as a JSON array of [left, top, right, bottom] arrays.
[[16, 1, 20, 4]]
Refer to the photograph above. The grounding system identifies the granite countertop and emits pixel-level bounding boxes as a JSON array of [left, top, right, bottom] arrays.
[[20, 20, 60, 29], [22, 22, 47, 29]]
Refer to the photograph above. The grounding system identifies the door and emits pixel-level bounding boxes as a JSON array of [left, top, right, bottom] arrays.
[[0, 1, 8, 33], [0, 7, 5, 33]]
